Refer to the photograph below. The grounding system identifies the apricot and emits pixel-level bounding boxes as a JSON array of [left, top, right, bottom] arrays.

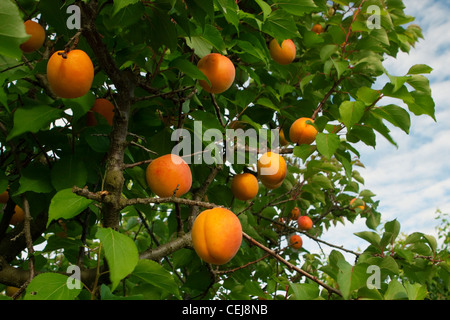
[[10, 205, 25, 226], [279, 128, 289, 146], [269, 39, 296, 65], [231, 173, 259, 201], [289, 117, 318, 145], [197, 53, 235, 94], [0, 190, 9, 204], [289, 234, 303, 250], [297, 215, 313, 231], [145, 154, 192, 198], [5, 286, 20, 298], [257, 152, 287, 189], [47, 49, 94, 99], [191, 207, 242, 265], [20, 20, 46, 53], [290, 207, 300, 220], [87, 98, 115, 126], [312, 23, 324, 34], [350, 198, 365, 211]]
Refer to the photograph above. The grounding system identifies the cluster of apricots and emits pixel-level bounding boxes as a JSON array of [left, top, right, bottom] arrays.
[[144, 154, 242, 265], [15, 18, 329, 266], [287, 207, 314, 250]]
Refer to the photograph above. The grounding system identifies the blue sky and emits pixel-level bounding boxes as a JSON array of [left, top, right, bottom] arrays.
[[307, 0, 450, 257]]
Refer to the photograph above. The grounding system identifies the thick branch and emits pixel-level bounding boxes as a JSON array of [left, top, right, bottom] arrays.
[[139, 232, 192, 261]]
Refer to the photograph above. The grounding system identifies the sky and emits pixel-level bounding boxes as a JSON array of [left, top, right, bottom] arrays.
[[307, 0, 450, 259]]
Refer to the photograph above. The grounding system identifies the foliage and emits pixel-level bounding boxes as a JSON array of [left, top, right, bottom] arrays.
[[0, 0, 447, 301]]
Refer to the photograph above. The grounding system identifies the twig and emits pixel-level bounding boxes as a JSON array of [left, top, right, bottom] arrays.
[[242, 232, 342, 297], [210, 94, 226, 128]]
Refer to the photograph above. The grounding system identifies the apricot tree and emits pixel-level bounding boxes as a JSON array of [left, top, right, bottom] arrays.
[[0, 0, 448, 301]]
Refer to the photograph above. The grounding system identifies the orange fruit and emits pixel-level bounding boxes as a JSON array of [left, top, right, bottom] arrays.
[[47, 49, 94, 99], [10, 205, 25, 226], [20, 20, 46, 53], [289, 117, 318, 145], [279, 128, 289, 146], [269, 39, 296, 65], [290, 207, 300, 220], [257, 152, 287, 189], [191, 207, 242, 265], [350, 198, 365, 211], [0, 190, 9, 204], [297, 215, 313, 231], [145, 154, 192, 198], [289, 234, 303, 250], [197, 53, 235, 94], [87, 98, 115, 126], [312, 23, 324, 34], [231, 173, 259, 201]]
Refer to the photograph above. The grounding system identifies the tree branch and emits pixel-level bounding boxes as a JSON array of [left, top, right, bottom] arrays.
[[242, 232, 342, 297]]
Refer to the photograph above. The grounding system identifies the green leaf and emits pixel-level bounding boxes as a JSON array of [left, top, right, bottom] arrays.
[[254, 0, 272, 20], [293, 144, 316, 162], [131, 260, 181, 299], [48, 189, 93, 227], [356, 87, 380, 106], [404, 281, 428, 300], [7, 105, 64, 141], [50, 156, 88, 191], [24, 273, 82, 300], [423, 234, 437, 254], [16, 164, 53, 195], [316, 132, 340, 159], [96, 227, 139, 291], [372, 104, 411, 134], [262, 10, 298, 40], [320, 44, 338, 62], [336, 260, 368, 300], [215, 0, 239, 31], [331, 59, 349, 79], [407, 91, 436, 120], [289, 282, 320, 300], [112, 0, 140, 16], [384, 279, 408, 300], [354, 231, 381, 249], [169, 57, 210, 83], [272, 0, 318, 16], [339, 100, 366, 129], [407, 64, 433, 75], [146, 7, 177, 51], [0, 0, 30, 59]]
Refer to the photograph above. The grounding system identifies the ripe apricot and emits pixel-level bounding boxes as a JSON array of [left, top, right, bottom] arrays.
[[145, 154, 192, 198], [197, 53, 235, 94], [87, 98, 115, 126], [289, 117, 318, 145], [10, 205, 25, 226], [290, 207, 300, 220], [297, 215, 313, 231], [312, 23, 324, 34], [279, 128, 289, 146], [257, 152, 287, 189], [231, 173, 259, 201], [350, 198, 365, 211], [269, 39, 296, 65], [47, 49, 94, 99], [0, 190, 9, 204], [191, 207, 242, 265], [289, 234, 303, 250], [20, 20, 46, 53]]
